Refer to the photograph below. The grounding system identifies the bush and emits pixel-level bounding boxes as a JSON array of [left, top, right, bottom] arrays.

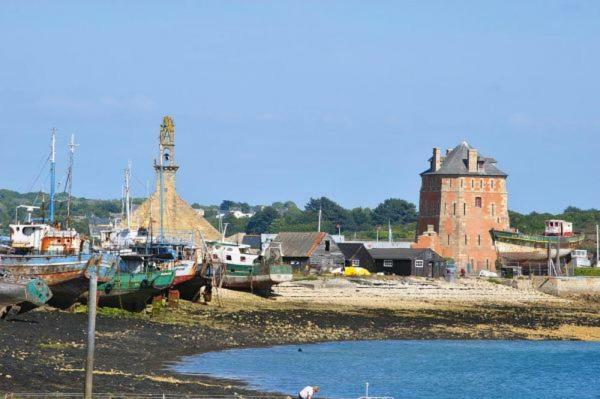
[[574, 268, 600, 277]]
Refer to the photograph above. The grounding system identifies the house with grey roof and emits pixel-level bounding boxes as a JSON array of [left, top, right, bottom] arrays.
[[272, 232, 345, 271]]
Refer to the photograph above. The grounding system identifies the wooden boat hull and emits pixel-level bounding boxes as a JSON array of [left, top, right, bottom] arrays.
[[173, 264, 212, 301], [491, 230, 585, 262], [96, 270, 175, 312], [221, 264, 293, 291], [0, 277, 53, 319], [0, 254, 117, 309]]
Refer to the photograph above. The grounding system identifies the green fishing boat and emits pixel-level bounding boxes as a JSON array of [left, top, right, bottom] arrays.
[[97, 267, 175, 312]]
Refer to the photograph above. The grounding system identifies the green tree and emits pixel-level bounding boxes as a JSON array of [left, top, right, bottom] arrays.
[[246, 206, 279, 234], [372, 198, 417, 225]]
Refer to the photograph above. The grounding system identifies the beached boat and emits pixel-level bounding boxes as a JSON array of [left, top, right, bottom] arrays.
[[208, 241, 292, 291], [0, 130, 118, 308], [0, 272, 53, 319], [92, 250, 175, 312], [0, 219, 118, 308], [492, 220, 584, 263]]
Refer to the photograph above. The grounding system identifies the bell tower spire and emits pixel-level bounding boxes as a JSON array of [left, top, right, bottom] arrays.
[[155, 116, 179, 189]]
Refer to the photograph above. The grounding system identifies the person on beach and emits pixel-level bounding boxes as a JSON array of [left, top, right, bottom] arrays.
[[298, 385, 319, 399]]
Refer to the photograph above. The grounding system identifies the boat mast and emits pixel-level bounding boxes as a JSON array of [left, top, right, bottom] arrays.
[[124, 161, 132, 230], [49, 128, 56, 224], [65, 134, 78, 229]]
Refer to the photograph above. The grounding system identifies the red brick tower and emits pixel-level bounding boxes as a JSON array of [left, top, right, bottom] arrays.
[[412, 142, 510, 271]]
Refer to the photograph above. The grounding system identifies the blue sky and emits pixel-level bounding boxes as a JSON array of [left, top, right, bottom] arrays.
[[1, 1, 599, 213]]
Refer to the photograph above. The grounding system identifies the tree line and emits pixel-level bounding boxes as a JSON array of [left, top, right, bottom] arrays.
[[1, 189, 599, 247]]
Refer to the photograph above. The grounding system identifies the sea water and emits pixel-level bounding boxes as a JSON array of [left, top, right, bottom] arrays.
[[171, 340, 600, 398]]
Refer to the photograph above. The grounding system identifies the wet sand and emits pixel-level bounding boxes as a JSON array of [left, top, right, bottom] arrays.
[[1, 276, 599, 396]]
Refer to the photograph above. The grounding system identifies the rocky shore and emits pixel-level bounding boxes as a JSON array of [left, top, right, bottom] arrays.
[[1, 277, 599, 396]]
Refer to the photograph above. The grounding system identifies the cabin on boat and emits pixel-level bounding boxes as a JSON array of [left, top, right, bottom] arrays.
[[337, 243, 375, 272], [272, 232, 345, 271], [545, 220, 573, 237], [368, 248, 446, 277]]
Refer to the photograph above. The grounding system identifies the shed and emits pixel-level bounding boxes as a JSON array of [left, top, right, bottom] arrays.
[[337, 243, 375, 272], [272, 232, 345, 271], [368, 248, 445, 277]]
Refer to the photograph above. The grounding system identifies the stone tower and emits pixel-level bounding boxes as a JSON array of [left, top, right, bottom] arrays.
[[156, 116, 179, 189], [412, 142, 510, 271], [128, 116, 221, 243]]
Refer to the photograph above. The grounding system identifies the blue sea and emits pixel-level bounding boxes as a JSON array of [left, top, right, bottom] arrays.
[[171, 340, 600, 398]]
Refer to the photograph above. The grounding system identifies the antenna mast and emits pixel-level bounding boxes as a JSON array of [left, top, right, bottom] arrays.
[[49, 128, 56, 223], [317, 202, 322, 232]]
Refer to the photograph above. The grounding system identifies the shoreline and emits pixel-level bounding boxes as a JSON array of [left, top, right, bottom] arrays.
[[1, 278, 600, 396]]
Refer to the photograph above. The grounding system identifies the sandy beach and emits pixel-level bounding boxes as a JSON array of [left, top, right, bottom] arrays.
[[0, 276, 599, 396]]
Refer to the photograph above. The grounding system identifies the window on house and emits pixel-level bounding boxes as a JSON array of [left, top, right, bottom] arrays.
[[486, 259, 490, 268], [415, 260, 424, 268], [383, 260, 393, 268], [351, 259, 360, 267], [471, 179, 474, 188], [325, 240, 331, 251], [447, 235, 451, 245], [491, 179, 495, 189], [480, 179, 483, 188], [475, 197, 482, 208], [464, 235, 468, 245], [478, 234, 481, 246], [460, 179, 464, 188], [453, 203, 457, 215], [463, 203, 466, 215]]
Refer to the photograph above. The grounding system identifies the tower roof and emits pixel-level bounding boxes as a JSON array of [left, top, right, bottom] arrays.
[[421, 141, 507, 177]]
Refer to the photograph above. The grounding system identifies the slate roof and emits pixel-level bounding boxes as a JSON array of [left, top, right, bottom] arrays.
[[273, 232, 327, 257], [421, 141, 507, 177], [337, 243, 366, 259], [368, 247, 443, 261]]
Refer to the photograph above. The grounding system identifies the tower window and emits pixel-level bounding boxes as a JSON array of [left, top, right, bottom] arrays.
[[444, 203, 447, 215], [460, 179, 464, 188], [471, 179, 474, 188], [447, 235, 450, 245], [480, 179, 483, 188], [453, 203, 456, 215], [475, 197, 482, 208], [463, 203, 466, 215], [478, 235, 481, 246], [491, 179, 495, 189], [491, 203, 495, 216], [464, 235, 468, 245]]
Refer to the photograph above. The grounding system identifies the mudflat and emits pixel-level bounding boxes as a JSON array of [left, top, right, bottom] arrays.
[[1, 277, 599, 396]]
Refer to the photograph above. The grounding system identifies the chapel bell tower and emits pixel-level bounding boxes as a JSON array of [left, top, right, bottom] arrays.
[[155, 115, 179, 189]]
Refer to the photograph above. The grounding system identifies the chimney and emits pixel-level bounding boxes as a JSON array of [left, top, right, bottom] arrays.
[[431, 148, 441, 171], [468, 148, 478, 173]]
